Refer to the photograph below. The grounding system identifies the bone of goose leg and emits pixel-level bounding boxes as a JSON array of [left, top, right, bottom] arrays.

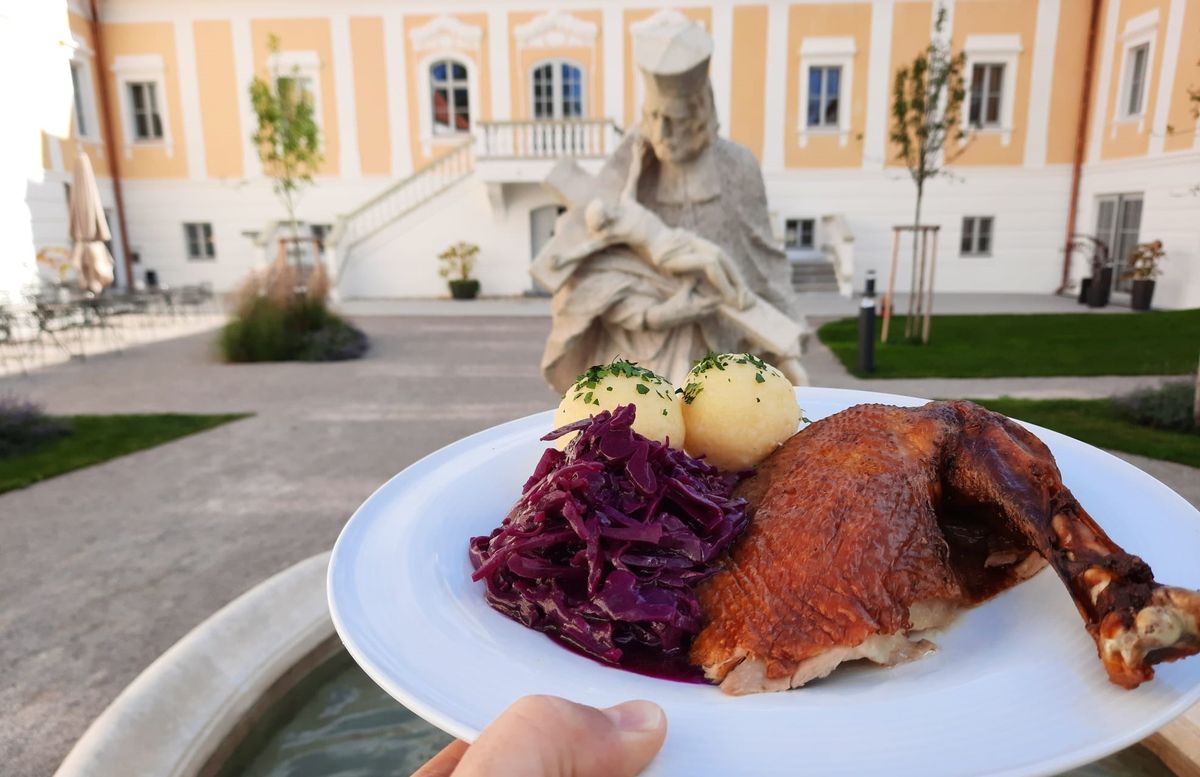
[[1082, 568, 1113, 605], [1099, 587, 1200, 688], [1051, 512, 1114, 557], [1146, 587, 1200, 653]]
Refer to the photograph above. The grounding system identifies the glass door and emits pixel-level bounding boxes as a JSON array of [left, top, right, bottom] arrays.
[[1093, 194, 1142, 295], [1112, 196, 1142, 293], [531, 61, 585, 155], [104, 207, 126, 288], [531, 61, 584, 120], [528, 205, 564, 296]]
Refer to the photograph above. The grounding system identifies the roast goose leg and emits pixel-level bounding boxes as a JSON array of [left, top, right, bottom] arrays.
[[691, 401, 1200, 694]]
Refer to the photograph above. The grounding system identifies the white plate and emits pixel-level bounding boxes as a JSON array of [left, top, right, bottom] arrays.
[[328, 387, 1200, 777]]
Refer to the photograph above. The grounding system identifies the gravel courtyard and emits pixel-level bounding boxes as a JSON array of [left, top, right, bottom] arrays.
[[1, 309, 1195, 777]]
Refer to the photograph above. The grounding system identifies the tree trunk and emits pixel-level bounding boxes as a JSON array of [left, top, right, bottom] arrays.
[[906, 183, 924, 339], [281, 184, 300, 267]]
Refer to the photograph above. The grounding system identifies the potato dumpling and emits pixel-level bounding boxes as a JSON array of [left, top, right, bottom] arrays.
[[553, 360, 686, 449], [680, 353, 801, 471]]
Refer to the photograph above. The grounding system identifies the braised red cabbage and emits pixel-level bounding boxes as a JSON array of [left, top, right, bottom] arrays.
[[468, 404, 749, 667]]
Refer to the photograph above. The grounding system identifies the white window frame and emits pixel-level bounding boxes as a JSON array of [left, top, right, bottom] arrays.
[[127, 82, 165, 141], [796, 37, 855, 148], [784, 217, 820, 259], [805, 65, 842, 129], [408, 15, 483, 156], [529, 58, 587, 120], [111, 54, 173, 158], [967, 62, 1005, 129], [428, 57, 473, 134], [68, 35, 99, 143], [183, 222, 215, 261], [267, 50, 324, 131], [1113, 10, 1158, 133], [960, 216, 995, 257], [415, 52, 478, 153], [962, 35, 1021, 147]]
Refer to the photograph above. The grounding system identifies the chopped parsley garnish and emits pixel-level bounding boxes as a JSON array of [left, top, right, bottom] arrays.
[[680, 382, 704, 404], [680, 352, 781, 403], [635, 384, 650, 395], [571, 359, 668, 393]]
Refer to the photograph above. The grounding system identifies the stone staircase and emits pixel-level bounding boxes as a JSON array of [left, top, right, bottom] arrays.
[[327, 140, 475, 282], [791, 260, 840, 293], [327, 119, 621, 291]]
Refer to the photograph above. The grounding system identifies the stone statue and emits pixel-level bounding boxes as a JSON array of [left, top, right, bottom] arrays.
[[532, 14, 809, 393]]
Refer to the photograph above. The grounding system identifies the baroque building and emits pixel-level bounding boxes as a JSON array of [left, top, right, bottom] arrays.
[[9, 0, 1200, 308]]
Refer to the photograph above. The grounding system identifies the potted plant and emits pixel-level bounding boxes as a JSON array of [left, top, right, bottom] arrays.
[[1066, 235, 1111, 307], [1123, 240, 1165, 311], [438, 241, 481, 300]]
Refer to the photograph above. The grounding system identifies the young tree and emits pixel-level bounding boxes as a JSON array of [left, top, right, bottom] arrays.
[[249, 34, 323, 261], [1189, 61, 1199, 197], [890, 6, 967, 341]]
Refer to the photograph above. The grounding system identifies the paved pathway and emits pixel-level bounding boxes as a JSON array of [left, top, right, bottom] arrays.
[[0, 307, 1193, 777], [338, 291, 1130, 319], [0, 317, 556, 777]]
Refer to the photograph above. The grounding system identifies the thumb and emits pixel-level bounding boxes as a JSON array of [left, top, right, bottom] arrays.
[[450, 695, 667, 777]]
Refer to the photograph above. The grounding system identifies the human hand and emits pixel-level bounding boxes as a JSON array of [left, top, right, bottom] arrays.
[[646, 281, 720, 331], [658, 243, 753, 311], [412, 695, 667, 777]]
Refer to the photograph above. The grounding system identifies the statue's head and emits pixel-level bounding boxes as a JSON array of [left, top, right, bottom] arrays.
[[633, 14, 717, 164]]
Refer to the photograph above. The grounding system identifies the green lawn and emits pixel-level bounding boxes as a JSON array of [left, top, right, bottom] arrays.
[[973, 397, 1200, 469], [0, 413, 249, 494], [818, 309, 1200, 378]]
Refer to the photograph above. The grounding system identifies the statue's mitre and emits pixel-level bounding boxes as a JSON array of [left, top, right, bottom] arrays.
[[632, 13, 712, 96]]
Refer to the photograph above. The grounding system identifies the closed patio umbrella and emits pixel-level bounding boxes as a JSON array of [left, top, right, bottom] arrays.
[[69, 151, 115, 293]]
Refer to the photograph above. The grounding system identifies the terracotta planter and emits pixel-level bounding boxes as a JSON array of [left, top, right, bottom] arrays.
[[448, 279, 480, 300], [1130, 279, 1155, 311]]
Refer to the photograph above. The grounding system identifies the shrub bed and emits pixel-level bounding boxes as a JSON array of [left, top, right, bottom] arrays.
[[1112, 381, 1196, 433], [219, 259, 368, 363], [0, 397, 71, 457]]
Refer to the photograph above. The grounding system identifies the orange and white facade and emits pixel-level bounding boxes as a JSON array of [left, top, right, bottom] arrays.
[[10, 0, 1200, 307]]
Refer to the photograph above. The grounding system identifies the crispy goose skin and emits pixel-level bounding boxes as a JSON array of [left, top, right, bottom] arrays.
[[690, 401, 1200, 694]]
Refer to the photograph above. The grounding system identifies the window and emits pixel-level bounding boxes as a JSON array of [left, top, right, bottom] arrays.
[[277, 75, 316, 105], [532, 61, 584, 119], [184, 223, 215, 260], [796, 37, 855, 147], [430, 59, 470, 134], [67, 37, 98, 141], [962, 35, 1021, 144], [785, 218, 816, 251], [310, 223, 332, 246], [806, 66, 841, 128], [112, 54, 172, 157], [960, 217, 994, 257], [128, 81, 163, 141], [1124, 44, 1149, 117], [70, 62, 88, 137], [274, 74, 319, 130], [968, 63, 1005, 128], [1095, 194, 1143, 293]]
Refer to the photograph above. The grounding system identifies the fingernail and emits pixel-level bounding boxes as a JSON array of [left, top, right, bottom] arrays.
[[602, 700, 664, 733]]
